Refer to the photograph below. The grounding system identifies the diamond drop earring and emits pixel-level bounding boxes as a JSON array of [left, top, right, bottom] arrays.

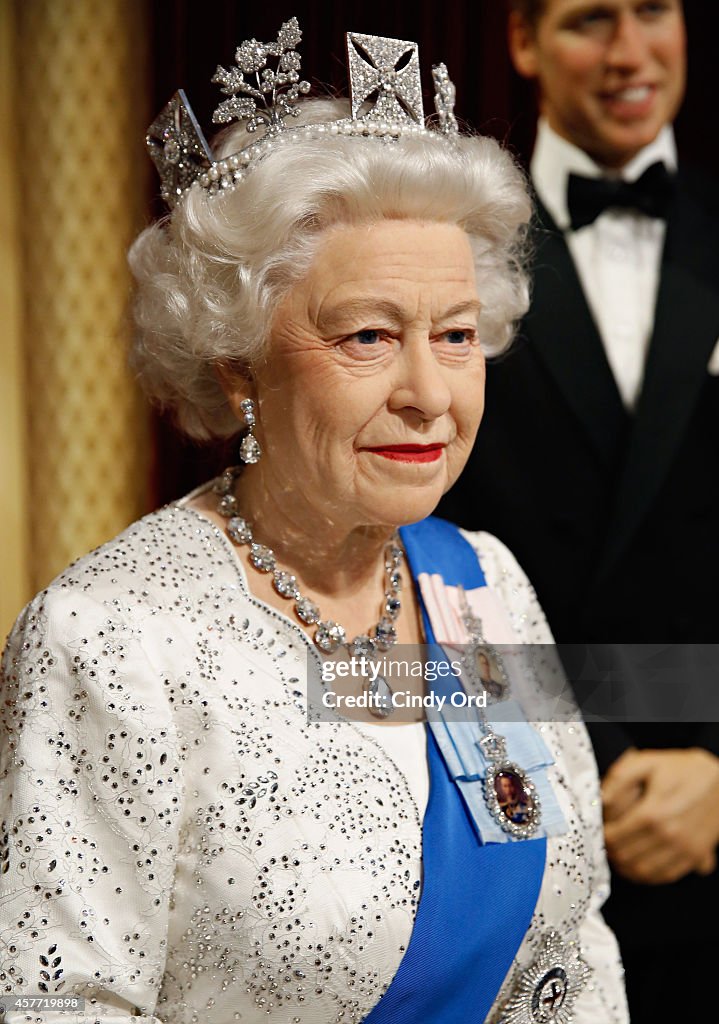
[[238, 398, 262, 464]]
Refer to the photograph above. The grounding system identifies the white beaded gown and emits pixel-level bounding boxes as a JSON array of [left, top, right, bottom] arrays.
[[0, 497, 628, 1023]]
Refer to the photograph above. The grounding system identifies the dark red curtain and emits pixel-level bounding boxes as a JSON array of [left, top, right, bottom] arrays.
[[147, 0, 718, 505]]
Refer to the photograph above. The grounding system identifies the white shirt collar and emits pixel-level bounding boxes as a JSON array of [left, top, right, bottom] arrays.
[[531, 119, 678, 230]]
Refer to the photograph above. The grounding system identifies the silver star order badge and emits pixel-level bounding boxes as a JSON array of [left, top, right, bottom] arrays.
[[146, 90, 213, 208], [496, 930, 590, 1024], [346, 31, 424, 124]]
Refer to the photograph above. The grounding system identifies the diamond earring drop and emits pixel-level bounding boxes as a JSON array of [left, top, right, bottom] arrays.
[[238, 398, 262, 464]]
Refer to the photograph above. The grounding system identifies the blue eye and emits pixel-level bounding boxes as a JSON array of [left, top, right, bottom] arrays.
[[445, 330, 469, 345], [355, 330, 381, 345]]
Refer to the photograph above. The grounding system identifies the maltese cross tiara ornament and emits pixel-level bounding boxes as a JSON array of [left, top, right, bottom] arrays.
[[147, 18, 459, 208]]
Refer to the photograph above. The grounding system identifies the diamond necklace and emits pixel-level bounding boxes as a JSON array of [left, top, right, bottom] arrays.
[[213, 467, 403, 658]]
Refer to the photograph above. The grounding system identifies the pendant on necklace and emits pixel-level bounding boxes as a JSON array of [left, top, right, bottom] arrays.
[[366, 674, 393, 718], [479, 733, 542, 839]]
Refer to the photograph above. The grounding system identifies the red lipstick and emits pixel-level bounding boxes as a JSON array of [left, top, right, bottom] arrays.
[[363, 444, 445, 463]]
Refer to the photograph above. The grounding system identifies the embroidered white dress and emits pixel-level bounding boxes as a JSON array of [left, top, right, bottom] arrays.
[[0, 502, 628, 1023]]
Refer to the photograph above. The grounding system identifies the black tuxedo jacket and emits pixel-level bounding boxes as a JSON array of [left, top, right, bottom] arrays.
[[439, 169, 719, 949]]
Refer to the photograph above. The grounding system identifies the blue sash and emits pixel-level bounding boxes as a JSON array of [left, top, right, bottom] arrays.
[[363, 517, 546, 1023]]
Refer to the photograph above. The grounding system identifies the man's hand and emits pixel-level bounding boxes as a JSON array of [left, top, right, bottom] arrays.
[[602, 747, 719, 885]]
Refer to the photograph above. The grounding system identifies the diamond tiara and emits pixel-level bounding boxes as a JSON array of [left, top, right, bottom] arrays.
[[146, 17, 459, 209]]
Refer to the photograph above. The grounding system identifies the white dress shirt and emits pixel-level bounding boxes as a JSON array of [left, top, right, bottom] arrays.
[[531, 119, 677, 409]]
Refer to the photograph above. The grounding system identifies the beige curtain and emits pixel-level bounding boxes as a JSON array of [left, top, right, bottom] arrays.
[[2, 0, 151, 638]]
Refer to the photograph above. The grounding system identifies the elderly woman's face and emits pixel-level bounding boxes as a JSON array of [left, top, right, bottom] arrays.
[[238, 219, 484, 530]]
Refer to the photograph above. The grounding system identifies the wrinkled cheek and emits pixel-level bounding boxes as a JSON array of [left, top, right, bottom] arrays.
[[441, 444, 465, 491], [457, 397, 484, 447], [312, 439, 360, 500]]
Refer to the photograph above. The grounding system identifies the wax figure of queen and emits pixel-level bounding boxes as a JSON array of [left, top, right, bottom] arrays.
[[440, 1, 719, 1020], [0, 20, 628, 1024]]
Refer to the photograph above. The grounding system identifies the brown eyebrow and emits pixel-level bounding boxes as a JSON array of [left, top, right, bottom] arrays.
[[559, 0, 614, 13]]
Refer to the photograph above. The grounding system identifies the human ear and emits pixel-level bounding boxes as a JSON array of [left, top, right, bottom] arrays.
[[214, 361, 255, 424], [508, 10, 541, 79]]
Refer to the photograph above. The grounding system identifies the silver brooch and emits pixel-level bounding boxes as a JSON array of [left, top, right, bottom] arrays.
[[480, 732, 542, 839], [497, 930, 590, 1024], [456, 594, 510, 704], [455, 586, 541, 839]]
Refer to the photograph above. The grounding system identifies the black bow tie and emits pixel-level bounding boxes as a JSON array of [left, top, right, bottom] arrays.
[[567, 161, 675, 231]]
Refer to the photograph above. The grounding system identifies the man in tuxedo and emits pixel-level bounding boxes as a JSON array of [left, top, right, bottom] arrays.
[[440, 1, 719, 1018]]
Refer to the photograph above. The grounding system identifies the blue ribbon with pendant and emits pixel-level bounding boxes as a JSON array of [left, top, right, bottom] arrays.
[[362, 516, 563, 1023], [426, 688, 568, 843]]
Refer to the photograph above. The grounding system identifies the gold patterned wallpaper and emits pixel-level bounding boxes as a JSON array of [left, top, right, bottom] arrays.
[[1, 0, 151, 639]]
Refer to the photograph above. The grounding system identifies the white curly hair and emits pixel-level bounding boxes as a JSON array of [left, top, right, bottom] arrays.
[[129, 98, 531, 440]]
